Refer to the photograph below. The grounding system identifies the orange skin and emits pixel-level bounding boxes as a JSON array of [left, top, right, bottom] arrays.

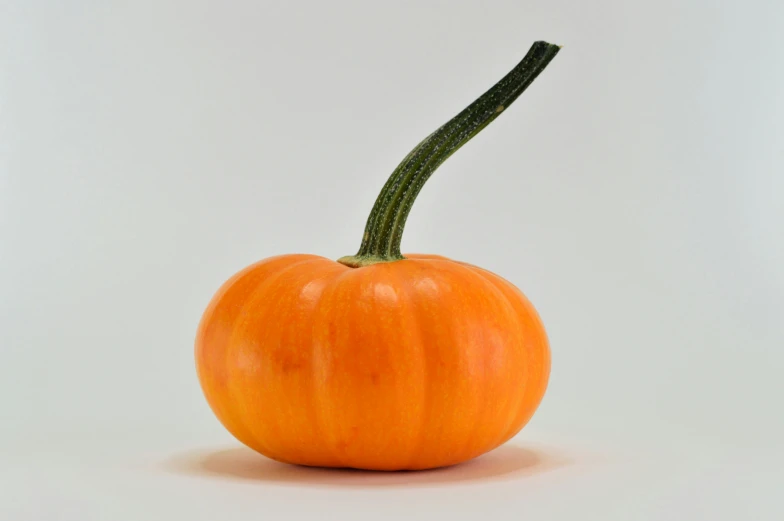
[[195, 253, 549, 471]]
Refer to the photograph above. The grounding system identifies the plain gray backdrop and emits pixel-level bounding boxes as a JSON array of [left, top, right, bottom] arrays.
[[2, 1, 783, 519]]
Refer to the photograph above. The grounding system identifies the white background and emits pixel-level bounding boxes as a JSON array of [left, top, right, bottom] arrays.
[[2, 1, 783, 519]]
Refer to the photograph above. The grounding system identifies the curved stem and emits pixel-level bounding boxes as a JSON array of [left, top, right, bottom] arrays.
[[338, 41, 560, 268]]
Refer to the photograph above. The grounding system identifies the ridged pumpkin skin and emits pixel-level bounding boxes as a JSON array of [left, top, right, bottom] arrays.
[[195, 253, 549, 470]]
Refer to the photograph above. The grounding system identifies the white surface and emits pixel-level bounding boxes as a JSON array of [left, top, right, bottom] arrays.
[[2, 1, 783, 519], [3, 433, 783, 520]]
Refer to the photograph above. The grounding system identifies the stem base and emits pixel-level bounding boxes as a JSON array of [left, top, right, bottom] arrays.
[[337, 254, 405, 268]]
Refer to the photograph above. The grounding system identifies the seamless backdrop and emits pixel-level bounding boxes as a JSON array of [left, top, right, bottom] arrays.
[[1, 1, 783, 520]]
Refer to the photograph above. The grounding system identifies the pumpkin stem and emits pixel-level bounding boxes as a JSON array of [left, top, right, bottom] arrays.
[[338, 41, 561, 268]]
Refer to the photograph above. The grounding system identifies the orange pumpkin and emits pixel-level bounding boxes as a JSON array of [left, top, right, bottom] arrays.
[[196, 41, 560, 470]]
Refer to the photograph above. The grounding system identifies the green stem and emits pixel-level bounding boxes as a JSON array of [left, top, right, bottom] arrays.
[[338, 41, 560, 268]]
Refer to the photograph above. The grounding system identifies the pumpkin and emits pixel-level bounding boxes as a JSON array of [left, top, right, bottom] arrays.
[[196, 41, 560, 471]]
